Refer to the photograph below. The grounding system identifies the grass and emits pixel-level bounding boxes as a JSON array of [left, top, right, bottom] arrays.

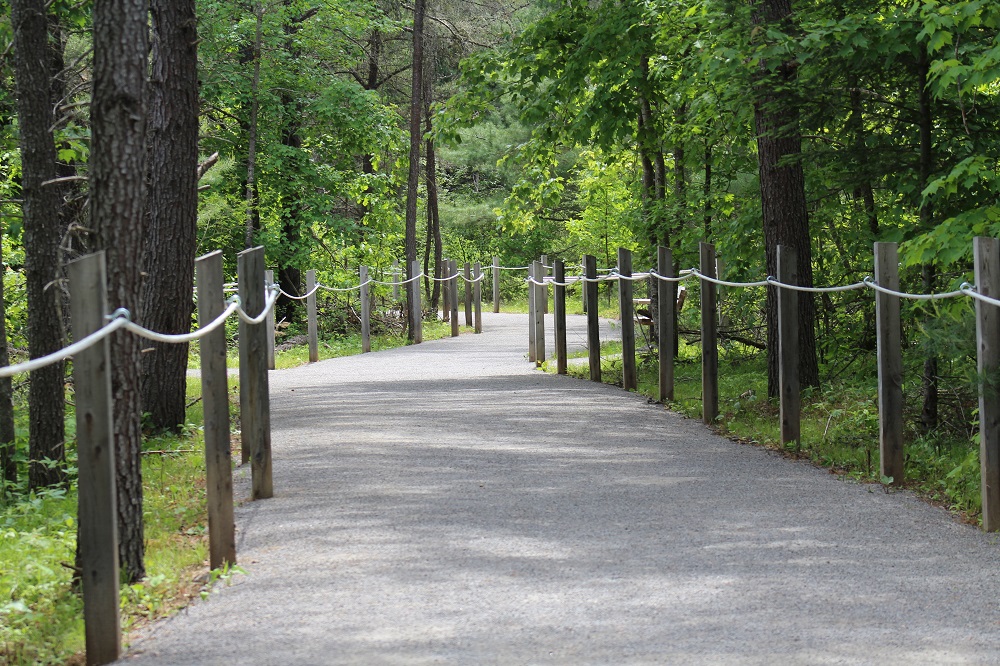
[[550, 336, 984, 523], [2, 318, 474, 664]]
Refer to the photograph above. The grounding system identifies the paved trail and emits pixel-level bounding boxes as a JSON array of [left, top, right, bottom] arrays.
[[124, 313, 1000, 665]]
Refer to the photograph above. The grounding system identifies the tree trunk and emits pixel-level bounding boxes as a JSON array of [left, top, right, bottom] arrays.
[[704, 142, 713, 237], [11, 0, 67, 490], [141, 0, 199, 433], [422, 76, 442, 313], [404, 0, 426, 339], [92, 0, 148, 583], [752, 0, 820, 398], [917, 49, 937, 432], [848, 85, 878, 237], [0, 242, 15, 489], [245, 4, 263, 249]]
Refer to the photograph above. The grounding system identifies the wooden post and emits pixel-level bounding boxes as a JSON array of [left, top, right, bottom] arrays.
[[238, 246, 273, 499], [533, 260, 545, 365], [464, 262, 473, 326], [410, 259, 423, 343], [777, 245, 800, 448], [875, 241, 903, 486], [306, 269, 318, 363], [360, 266, 371, 353], [440, 259, 449, 322], [196, 251, 237, 570], [68, 252, 120, 665], [657, 246, 674, 403], [474, 262, 483, 334], [264, 269, 276, 370], [700, 242, 719, 424], [584, 254, 601, 382], [618, 248, 637, 390], [448, 259, 459, 338], [555, 259, 567, 375], [974, 237, 1000, 530], [540, 254, 549, 314], [393, 259, 402, 302], [582, 255, 588, 315], [528, 261, 536, 362], [492, 256, 500, 313]]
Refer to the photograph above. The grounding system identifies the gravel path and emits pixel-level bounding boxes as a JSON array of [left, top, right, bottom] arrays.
[[123, 312, 1000, 665]]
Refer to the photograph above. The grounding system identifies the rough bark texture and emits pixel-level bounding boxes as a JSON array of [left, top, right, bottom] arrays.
[[422, 79, 442, 313], [752, 0, 820, 398], [92, 0, 148, 583], [245, 6, 263, 249], [0, 243, 14, 488], [11, 0, 67, 489], [141, 0, 199, 432], [404, 0, 426, 339]]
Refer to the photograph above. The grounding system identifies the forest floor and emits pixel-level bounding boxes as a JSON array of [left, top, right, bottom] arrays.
[[121, 312, 1000, 665]]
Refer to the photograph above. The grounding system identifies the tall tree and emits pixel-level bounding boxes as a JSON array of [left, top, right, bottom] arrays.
[[11, 0, 67, 489], [140, 0, 199, 432], [91, 0, 149, 582], [404, 0, 426, 339], [751, 0, 819, 397]]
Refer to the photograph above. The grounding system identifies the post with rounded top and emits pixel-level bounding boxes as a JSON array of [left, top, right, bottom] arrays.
[[657, 246, 674, 402], [533, 260, 545, 365], [441, 259, 450, 322], [410, 259, 422, 344], [196, 251, 236, 569], [540, 254, 549, 314], [68, 251, 120, 665], [974, 236, 1000, 529], [777, 245, 800, 448], [264, 269, 275, 370], [618, 247, 636, 390], [554, 259, 567, 374], [874, 241, 903, 486], [474, 262, 483, 333], [493, 256, 500, 313], [464, 262, 473, 326], [238, 246, 273, 499], [584, 254, 600, 382], [700, 242, 719, 424], [306, 269, 318, 363], [360, 265, 371, 353], [449, 259, 460, 337], [528, 261, 537, 361]]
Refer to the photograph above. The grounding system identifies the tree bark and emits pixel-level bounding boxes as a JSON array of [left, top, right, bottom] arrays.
[[92, 0, 148, 583], [141, 0, 199, 433], [752, 0, 820, 398], [404, 0, 426, 339], [422, 75, 442, 313], [11, 0, 67, 490], [245, 4, 263, 249], [917, 49, 937, 432], [0, 241, 14, 489]]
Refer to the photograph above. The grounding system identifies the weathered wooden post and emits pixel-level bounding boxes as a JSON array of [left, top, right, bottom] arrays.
[[360, 265, 371, 353], [492, 256, 500, 313], [238, 246, 273, 499], [474, 262, 483, 334], [657, 246, 674, 402], [974, 237, 1000, 529], [538, 254, 549, 315], [306, 269, 318, 363], [68, 252, 120, 665], [533, 260, 545, 365], [618, 247, 636, 391], [875, 241, 903, 485], [448, 259, 459, 338], [441, 259, 450, 322], [264, 269, 276, 370], [584, 254, 601, 382], [700, 242, 719, 424], [391, 259, 400, 302], [196, 251, 236, 569], [528, 261, 537, 362], [410, 259, 423, 343], [554, 259, 567, 375], [464, 262, 473, 326], [777, 245, 800, 448]]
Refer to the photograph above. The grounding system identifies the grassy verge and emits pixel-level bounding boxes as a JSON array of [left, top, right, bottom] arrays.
[[550, 338, 982, 524], [4, 319, 464, 664]]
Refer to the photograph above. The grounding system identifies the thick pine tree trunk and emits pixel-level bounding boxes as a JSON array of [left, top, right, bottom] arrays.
[[141, 0, 199, 432], [92, 0, 148, 583], [11, 0, 67, 489], [753, 0, 820, 398], [404, 0, 426, 339]]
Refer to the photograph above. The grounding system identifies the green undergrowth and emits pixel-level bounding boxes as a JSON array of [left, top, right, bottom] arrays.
[[551, 339, 983, 524], [1, 379, 232, 665]]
